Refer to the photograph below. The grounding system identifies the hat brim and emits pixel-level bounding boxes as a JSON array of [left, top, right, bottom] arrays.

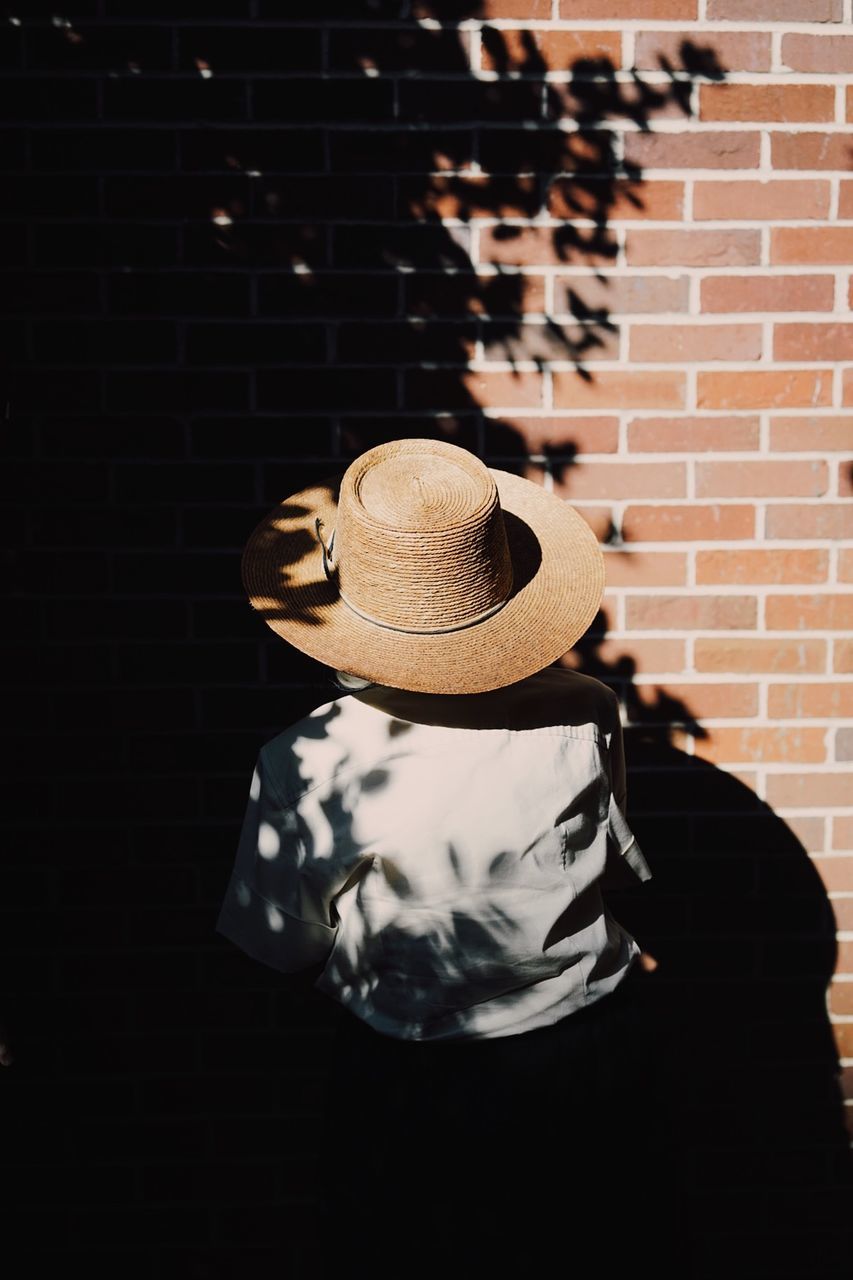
[[240, 468, 605, 695]]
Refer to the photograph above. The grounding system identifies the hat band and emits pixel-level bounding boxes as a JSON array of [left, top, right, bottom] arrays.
[[338, 584, 512, 636], [315, 516, 513, 636]]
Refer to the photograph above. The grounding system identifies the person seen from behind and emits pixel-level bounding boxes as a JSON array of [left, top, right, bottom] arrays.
[[217, 438, 684, 1276]]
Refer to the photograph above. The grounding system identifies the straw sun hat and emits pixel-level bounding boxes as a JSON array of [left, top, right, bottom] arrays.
[[240, 438, 604, 696]]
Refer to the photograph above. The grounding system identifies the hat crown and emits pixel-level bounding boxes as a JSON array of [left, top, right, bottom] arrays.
[[335, 439, 514, 634]]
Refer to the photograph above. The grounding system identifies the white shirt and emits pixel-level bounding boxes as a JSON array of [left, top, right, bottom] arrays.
[[216, 667, 652, 1041]]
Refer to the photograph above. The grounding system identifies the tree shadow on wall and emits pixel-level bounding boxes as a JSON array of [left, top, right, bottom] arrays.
[[567, 622, 853, 1280], [197, 6, 725, 483]]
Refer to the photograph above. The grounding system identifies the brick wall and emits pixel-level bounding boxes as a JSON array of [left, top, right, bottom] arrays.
[[3, 2, 852, 1275]]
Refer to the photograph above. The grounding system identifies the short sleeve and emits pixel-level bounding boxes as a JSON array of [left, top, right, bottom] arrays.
[[603, 695, 653, 885], [215, 748, 340, 974]]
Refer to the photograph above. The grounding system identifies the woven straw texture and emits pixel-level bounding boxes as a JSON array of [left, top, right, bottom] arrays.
[[240, 439, 604, 695]]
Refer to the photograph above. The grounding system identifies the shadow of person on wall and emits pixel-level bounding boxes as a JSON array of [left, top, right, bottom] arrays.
[[568, 619, 853, 1280]]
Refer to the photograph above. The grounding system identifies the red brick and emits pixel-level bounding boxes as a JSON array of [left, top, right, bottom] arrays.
[[835, 638, 853, 673], [623, 131, 761, 171], [766, 504, 853, 540], [835, 988, 850, 1039], [561, 0, 696, 15], [833, 1022, 853, 1058], [700, 83, 834, 123], [480, 226, 616, 268], [634, 30, 771, 72], [569, 506, 614, 543], [766, 593, 853, 631], [547, 180, 683, 222], [457, 0, 551, 14], [829, 981, 853, 1015], [407, 176, 540, 220], [472, 273, 546, 315], [602, 551, 687, 588], [461, 370, 543, 409], [810, 857, 853, 893], [770, 682, 853, 718], [627, 416, 759, 452], [695, 637, 826, 673], [783, 815, 826, 851], [697, 370, 832, 410], [491, 225, 617, 267], [782, 33, 853, 73], [481, 28, 621, 72], [774, 323, 853, 362], [772, 227, 853, 265], [622, 504, 754, 542], [557, 80, 689, 126], [484, 320, 620, 363], [626, 230, 760, 268], [838, 462, 853, 498], [824, 901, 850, 931], [829, 631, 853, 681], [554, 274, 689, 317], [833, 1013, 853, 1058], [598, 584, 624, 621], [701, 275, 835, 314], [696, 460, 828, 498], [845, 368, 853, 407], [833, 817, 853, 849], [484, 416, 619, 456], [770, 416, 853, 451], [834, 927, 853, 962], [521, 461, 548, 487], [840, 549, 853, 583], [694, 181, 830, 222], [837, 182, 853, 220], [836, 728, 853, 761], [635, 680, 758, 717], [772, 132, 852, 171], [554, 461, 686, 501], [560, 637, 686, 675], [848, 87, 853, 123], [729, 769, 760, 793], [630, 323, 762, 363], [553, 370, 685, 410], [766, 772, 850, 807], [694, 727, 827, 765], [709, 0, 842, 16], [625, 594, 756, 630], [552, 132, 623, 171], [697, 549, 829, 586]]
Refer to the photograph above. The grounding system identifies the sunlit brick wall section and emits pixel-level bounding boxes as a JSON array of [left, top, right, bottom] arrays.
[[460, 3, 853, 1082], [4, 0, 853, 1270]]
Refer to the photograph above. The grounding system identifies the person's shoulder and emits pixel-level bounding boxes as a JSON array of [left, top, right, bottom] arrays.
[[258, 693, 359, 805], [522, 666, 619, 724]]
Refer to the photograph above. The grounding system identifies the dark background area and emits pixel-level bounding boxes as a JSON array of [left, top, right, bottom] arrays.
[[2, 4, 851, 1276]]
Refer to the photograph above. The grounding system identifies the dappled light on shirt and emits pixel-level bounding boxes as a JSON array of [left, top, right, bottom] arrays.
[[217, 667, 651, 1041]]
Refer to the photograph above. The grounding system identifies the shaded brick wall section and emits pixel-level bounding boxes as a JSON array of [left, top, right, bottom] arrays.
[[2, 2, 852, 1274]]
